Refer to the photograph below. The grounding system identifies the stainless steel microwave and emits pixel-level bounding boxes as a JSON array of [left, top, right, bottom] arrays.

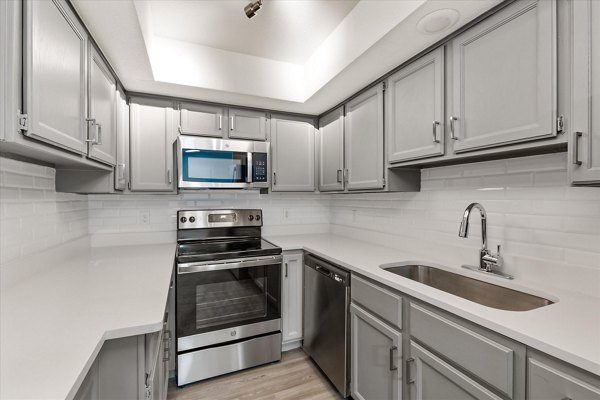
[[177, 136, 269, 190]]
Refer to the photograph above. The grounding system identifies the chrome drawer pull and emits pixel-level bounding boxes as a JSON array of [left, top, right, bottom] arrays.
[[572, 131, 583, 166], [389, 346, 398, 371]]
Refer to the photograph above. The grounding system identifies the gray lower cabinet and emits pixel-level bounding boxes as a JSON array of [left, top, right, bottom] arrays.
[[387, 47, 445, 163], [281, 251, 303, 348], [179, 102, 226, 137], [87, 45, 117, 166], [270, 115, 316, 192], [130, 97, 178, 192], [409, 302, 525, 399], [350, 303, 402, 400], [570, 0, 600, 185], [344, 84, 384, 191], [228, 108, 267, 140], [22, 0, 89, 154], [408, 341, 502, 400], [528, 351, 600, 400], [450, 0, 558, 153], [318, 107, 345, 192]]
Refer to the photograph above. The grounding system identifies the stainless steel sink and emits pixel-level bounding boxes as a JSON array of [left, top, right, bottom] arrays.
[[380, 263, 553, 311]]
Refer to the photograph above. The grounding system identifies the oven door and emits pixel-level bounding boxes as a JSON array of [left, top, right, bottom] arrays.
[[176, 256, 282, 351]]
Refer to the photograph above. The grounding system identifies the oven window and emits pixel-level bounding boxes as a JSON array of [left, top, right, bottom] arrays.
[[177, 264, 281, 338], [195, 268, 267, 329], [182, 149, 247, 183]]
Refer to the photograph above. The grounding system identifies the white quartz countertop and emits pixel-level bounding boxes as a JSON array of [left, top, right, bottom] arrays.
[[266, 233, 600, 377], [0, 238, 176, 400]]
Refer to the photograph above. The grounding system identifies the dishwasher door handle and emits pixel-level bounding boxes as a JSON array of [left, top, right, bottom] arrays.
[[315, 265, 332, 278]]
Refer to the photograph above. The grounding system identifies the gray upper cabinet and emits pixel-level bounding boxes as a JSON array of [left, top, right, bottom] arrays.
[[571, 0, 600, 185], [350, 303, 401, 400], [87, 45, 116, 166], [270, 115, 315, 192], [114, 89, 129, 190], [23, 0, 88, 154], [409, 341, 502, 400], [387, 47, 444, 163], [318, 107, 345, 192], [180, 102, 226, 137], [130, 97, 177, 192], [228, 108, 267, 141], [450, 0, 557, 153], [345, 84, 384, 190]]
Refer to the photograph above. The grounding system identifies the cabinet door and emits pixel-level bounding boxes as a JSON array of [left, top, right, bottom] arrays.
[[130, 98, 177, 192], [350, 303, 401, 400], [228, 108, 267, 140], [114, 89, 129, 190], [450, 0, 557, 153], [571, 0, 600, 184], [88, 46, 116, 166], [271, 116, 315, 192], [282, 252, 303, 344], [345, 84, 384, 191], [387, 48, 444, 163], [23, 0, 88, 154], [180, 102, 226, 137], [409, 341, 502, 400], [318, 107, 344, 192]]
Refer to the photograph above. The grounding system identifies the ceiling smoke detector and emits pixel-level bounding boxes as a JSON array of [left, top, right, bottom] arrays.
[[244, 0, 262, 19]]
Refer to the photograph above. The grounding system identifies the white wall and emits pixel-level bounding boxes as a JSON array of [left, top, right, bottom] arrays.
[[330, 153, 600, 295], [0, 156, 88, 265]]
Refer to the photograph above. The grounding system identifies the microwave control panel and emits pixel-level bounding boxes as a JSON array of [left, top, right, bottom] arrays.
[[252, 153, 268, 182]]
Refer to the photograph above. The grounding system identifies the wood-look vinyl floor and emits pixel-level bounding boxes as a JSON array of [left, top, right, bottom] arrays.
[[168, 349, 342, 400]]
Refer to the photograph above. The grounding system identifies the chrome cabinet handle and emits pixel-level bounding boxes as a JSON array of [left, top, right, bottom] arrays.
[[167, 169, 172, 184], [449, 116, 458, 140], [284, 262, 288, 278], [273, 172, 277, 186], [389, 346, 398, 371], [85, 118, 96, 142], [344, 169, 349, 183], [230, 116, 234, 131], [218, 115, 222, 130], [572, 131, 583, 166], [406, 357, 415, 384], [96, 123, 102, 145], [432, 120, 440, 143], [337, 169, 343, 183]]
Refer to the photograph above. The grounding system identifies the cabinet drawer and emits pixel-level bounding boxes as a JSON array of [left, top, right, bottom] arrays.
[[528, 357, 600, 400], [351, 275, 402, 329], [410, 303, 519, 398]]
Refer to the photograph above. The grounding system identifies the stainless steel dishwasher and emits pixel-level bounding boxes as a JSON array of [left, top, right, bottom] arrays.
[[303, 254, 350, 398]]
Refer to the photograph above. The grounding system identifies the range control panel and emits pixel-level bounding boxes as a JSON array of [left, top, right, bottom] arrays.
[[252, 153, 268, 183], [178, 209, 263, 229]]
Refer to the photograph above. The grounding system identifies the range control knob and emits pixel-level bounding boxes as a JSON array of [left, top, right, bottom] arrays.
[[255, 215, 261, 221], [180, 217, 187, 223], [248, 215, 254, 221], [189, 216, 196, 223]]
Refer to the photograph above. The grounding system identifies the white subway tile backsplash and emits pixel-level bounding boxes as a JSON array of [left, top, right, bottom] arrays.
[[0, 157, 88, 265]]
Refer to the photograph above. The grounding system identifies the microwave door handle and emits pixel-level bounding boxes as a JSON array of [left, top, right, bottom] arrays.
[[247, 152, 253, 183]]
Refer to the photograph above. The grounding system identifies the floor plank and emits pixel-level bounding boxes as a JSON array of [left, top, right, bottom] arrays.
[[168, 349, 343, 400]]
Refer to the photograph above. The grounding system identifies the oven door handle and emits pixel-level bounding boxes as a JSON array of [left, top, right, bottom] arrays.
[[177, 255, 283, 274]]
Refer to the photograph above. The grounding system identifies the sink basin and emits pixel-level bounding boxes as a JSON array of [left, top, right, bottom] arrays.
[[380, 263, 553, 311]]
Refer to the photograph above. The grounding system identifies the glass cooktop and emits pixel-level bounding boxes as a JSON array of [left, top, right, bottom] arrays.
[[177, 237, 281, 264]]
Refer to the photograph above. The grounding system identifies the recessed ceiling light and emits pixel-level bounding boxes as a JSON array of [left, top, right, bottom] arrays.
[[416, 9, 460, 35]]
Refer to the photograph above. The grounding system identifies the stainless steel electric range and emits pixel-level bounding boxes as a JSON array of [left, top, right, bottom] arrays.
[[175, 209, 282, 386]]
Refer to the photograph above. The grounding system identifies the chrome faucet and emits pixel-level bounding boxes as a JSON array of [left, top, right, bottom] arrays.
[[458, 203, 512, 279]]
